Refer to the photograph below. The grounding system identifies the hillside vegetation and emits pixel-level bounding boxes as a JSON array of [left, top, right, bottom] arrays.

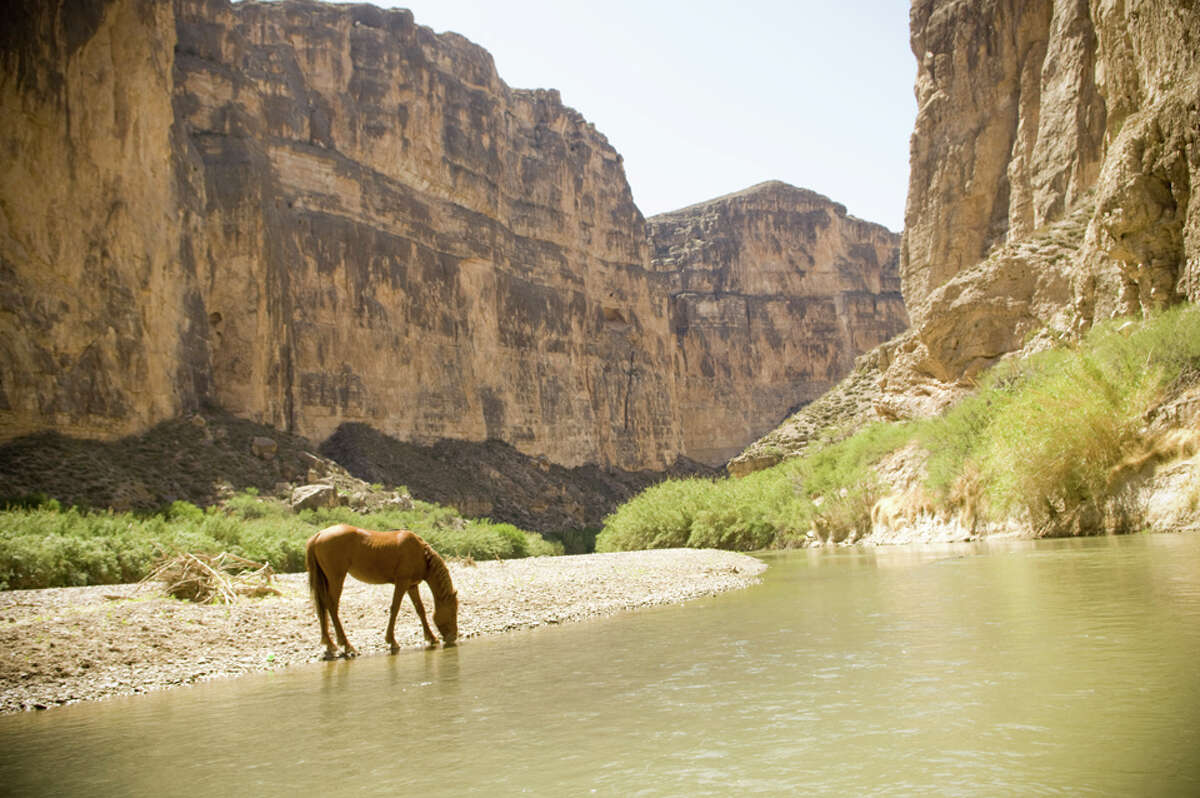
[[597, 304, 1200, 552]]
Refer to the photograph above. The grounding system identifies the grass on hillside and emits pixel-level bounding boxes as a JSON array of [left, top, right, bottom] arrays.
[[597, 303, 1200, 552], [0, 491, 561, 590], [598, 420, 917, 552]]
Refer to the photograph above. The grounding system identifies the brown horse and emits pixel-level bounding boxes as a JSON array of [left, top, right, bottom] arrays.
[[305, 524, 458, 659]]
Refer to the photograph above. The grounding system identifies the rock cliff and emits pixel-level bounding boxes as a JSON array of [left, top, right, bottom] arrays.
[[732, 0, 1200, 473], [1, 0, 903, 483], [890, 0, 1200, 410], [649, 183, 906, 464], [172, 0, 681, 470], [0, 0, 208, 442]]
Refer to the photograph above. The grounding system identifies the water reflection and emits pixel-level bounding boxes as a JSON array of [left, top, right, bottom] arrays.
[[1, 535, 1198, 796]]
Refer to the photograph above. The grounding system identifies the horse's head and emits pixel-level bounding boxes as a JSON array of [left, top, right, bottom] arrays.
[[434, 591, 458, 644]]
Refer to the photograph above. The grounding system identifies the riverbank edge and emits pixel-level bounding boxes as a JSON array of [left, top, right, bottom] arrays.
[[0, 548, 766, 715]]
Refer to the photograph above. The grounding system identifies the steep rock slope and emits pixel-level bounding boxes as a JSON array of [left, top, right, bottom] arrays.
[[890, 0, 1200, 409], [0, 0, 209, 441], [650, 182, 906, 464]]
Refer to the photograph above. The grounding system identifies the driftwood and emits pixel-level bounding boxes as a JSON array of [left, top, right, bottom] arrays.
[[142, 552, 281, 604]]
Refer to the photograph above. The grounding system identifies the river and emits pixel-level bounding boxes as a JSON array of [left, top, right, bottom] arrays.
[[2, 533, 1198, 796]]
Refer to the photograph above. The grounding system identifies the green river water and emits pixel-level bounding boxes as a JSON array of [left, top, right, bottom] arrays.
[[1, 533, 1198, 796]]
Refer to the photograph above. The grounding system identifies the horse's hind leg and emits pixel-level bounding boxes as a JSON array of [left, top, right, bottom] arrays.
[[408, 586, 439, 647], [318, 602, 337, 660], [327, 571, 358, 658]]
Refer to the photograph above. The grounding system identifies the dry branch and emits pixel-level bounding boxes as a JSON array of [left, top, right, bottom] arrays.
[[142, 552, 281, 604]]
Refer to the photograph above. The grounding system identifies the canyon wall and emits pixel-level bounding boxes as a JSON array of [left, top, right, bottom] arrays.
[[174, 0, 684, 470], [0, 0, 209, 442], [1, 0, 903, 475], [890, 0, 1200, 406], [649, 183, 906, 464]]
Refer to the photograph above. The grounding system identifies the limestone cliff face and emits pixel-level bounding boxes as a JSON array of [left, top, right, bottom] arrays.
[[0, 0, 209, 441], [894, 0, 1200, 403], [1, 0, 905, 476], [649, 183, 906, 464], [174, 0, 678, 470]]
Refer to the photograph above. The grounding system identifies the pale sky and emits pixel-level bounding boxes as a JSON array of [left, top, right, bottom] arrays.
[[378, 1, 918, 232]]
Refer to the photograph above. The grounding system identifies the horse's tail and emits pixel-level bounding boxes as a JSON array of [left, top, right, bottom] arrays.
[[306, 534, 329, 619]]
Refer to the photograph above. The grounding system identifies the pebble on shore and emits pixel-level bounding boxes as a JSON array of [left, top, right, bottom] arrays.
[[0, 548, 765, 714]]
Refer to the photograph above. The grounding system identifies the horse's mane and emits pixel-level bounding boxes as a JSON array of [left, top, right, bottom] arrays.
[[422, 541, 456, 601]]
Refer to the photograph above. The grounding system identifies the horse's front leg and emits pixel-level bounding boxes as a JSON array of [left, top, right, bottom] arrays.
[[386, 583, 405, 654], [327, 572, 357, 658], [408, 586, 439, 647]]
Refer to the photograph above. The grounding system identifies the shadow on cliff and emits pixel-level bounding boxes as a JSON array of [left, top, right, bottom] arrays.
[[319, 423, 717, 551], [0, 408, 335, 514]]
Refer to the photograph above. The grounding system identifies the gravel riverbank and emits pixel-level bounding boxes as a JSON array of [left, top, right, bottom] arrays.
[[0, 548, 765, 714]]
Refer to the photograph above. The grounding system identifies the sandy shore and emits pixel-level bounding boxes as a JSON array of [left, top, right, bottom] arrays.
[[0, 548, 765, 714]]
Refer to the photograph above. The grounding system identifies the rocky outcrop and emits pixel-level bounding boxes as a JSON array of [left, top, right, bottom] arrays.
[[1, 0, 904, 479], [650, 182, 906, 464], [893, 0, 1200, 408]]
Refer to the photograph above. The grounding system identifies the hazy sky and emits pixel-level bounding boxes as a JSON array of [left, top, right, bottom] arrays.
[[378, 1, 918, 231]]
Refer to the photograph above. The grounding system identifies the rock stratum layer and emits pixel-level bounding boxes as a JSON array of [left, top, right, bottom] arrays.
[[1, 0, 904, 473]]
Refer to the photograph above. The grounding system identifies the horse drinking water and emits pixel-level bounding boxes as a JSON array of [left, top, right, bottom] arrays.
[[305, 524, 459, 659]]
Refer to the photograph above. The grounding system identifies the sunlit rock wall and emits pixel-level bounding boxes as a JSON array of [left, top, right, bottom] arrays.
[[2, 0, 908, 473], [172, 0, 683, 470], [650, 182, 906, 464], [0, 0, 209, 442], [894, 0, 1200, 399]]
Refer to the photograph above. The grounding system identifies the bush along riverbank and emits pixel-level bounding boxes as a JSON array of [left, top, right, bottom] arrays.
[[598, 304, 1200, 552], [0, 489, 560, 591]]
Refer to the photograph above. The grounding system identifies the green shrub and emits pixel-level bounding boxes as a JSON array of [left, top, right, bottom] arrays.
[[165, 500, 205, 523], [921, 305, 1200, 533], [595, 422, 918, 552], [596, 478, 719, 552], [223, 491, 289, 521]]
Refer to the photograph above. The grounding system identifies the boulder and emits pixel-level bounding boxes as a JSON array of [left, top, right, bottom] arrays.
[[251, 436, 277, 460], [291, 483, 338, 512]]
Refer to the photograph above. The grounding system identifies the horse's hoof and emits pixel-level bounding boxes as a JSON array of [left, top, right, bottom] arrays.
[[322, 651, 339, 661]]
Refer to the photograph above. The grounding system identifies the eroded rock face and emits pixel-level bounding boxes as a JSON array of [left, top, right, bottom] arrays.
[[0, 0, 209, 441], [649, 182, 907, 464], [173, 0, 678, 470], [897, 0, 1200, 397]]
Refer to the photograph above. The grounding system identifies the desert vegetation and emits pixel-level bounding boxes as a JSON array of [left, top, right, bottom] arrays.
[[597, 303, 1200, 552], [0, 490, 560, 590]]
